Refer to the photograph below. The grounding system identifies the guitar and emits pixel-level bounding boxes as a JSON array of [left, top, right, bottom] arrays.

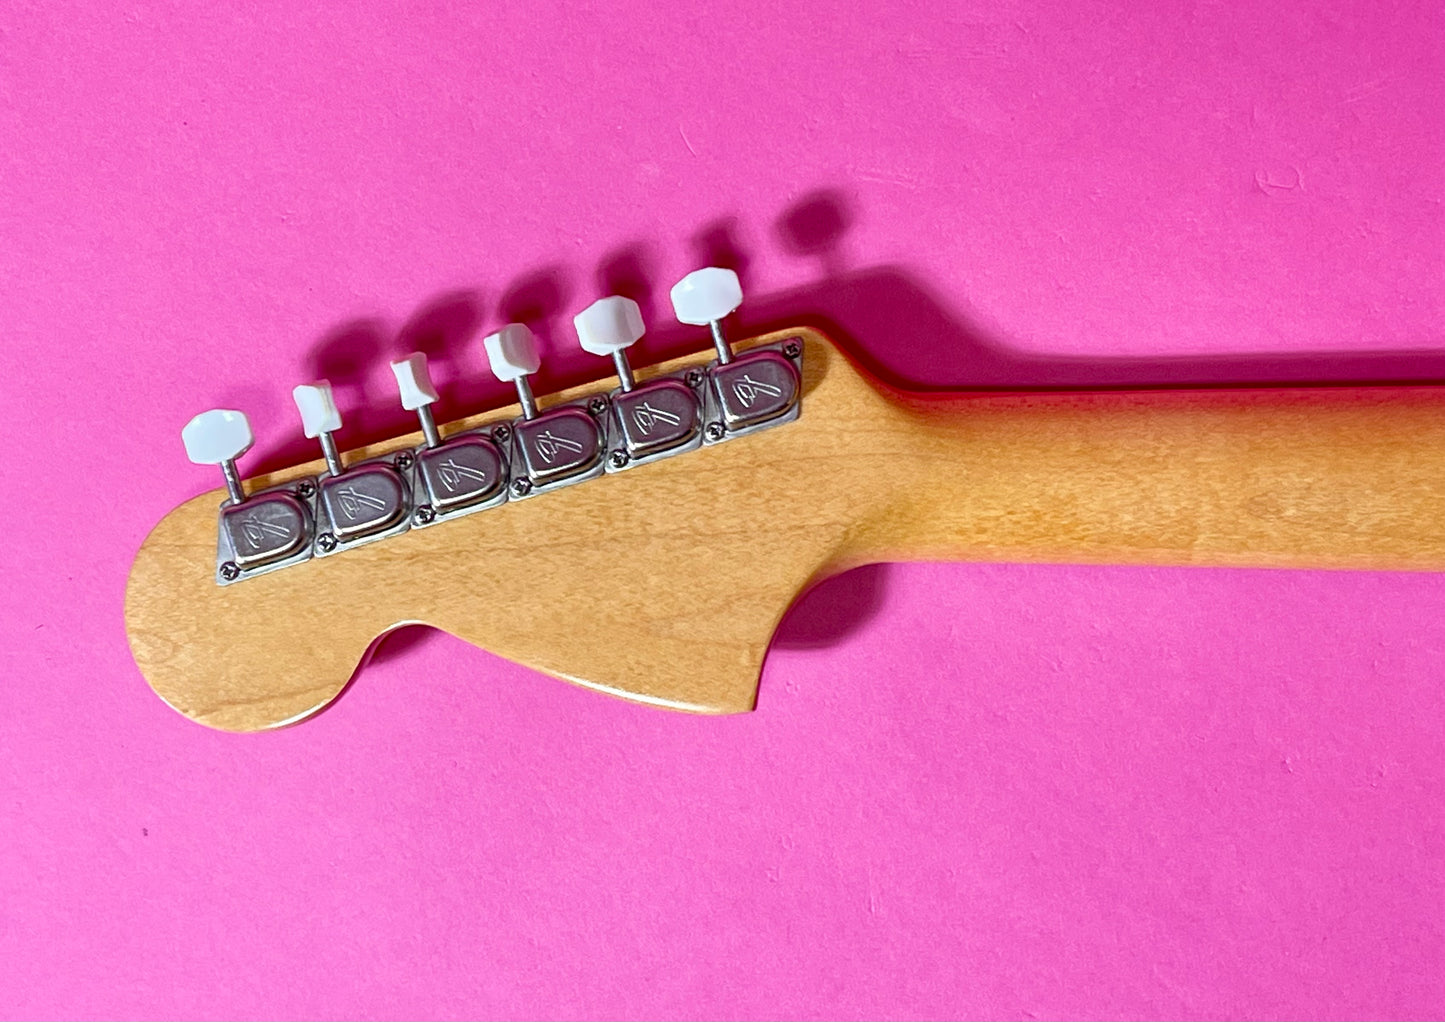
[[125, 267, 1445, 732]]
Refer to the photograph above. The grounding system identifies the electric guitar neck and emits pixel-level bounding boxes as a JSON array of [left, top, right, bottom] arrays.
[[126, 269, 1445, 732]]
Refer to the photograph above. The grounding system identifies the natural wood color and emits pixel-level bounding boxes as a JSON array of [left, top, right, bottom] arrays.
[[125, 327, 1445, 732]]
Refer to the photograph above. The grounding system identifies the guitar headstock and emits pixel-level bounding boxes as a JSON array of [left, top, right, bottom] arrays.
[[126, 269, 914, 732]]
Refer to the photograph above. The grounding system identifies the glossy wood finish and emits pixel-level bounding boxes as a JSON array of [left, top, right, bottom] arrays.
[[125, 327, 1445, 731]]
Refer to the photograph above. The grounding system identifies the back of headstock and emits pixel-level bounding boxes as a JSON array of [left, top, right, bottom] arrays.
[[127, 270, 876, 731]]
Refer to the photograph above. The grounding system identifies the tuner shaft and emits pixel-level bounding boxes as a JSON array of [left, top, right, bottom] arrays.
[[220, 458, 246, 505], [318, 432, 344, 477], [612, 350, 636, 392], [514, 376, 539, 420], [417, 404, 442, 448], [709, 321, 733, 364]]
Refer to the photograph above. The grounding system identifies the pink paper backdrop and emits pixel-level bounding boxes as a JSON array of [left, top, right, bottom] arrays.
[[2, 2, 1443, 1019]]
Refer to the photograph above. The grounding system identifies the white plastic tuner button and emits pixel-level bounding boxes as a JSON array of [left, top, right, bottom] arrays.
[[181, 409, 254, 465], [292, 381, 342, 438], [482, 323, 542, 382], [669, 267, 742, 326], [574, 296, 645, 356], [390, 352, 439, 410]]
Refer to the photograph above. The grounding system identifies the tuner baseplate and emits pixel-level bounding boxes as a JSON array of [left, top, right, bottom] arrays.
[[407, 428, 511, 527], [312, 457, 412, 556], [506, 401, 609, 499], [604, 370, 707, 472], [214, 482, 317, 586], [702, 340, 804, 444]]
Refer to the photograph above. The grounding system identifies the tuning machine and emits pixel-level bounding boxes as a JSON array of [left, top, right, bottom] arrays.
[[670, 267, 802, 443], [390, 352, 510, 527], [483, 323, 607, 498], [181, 409, 316, 585], [294, 382, 412, 555], [573, 295, 705, 471]]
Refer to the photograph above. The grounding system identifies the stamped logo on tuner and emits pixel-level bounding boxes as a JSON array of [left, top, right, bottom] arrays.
[[515, 407, 604, 487], [221, 493, 310, 570], [417, 435, 508, 514], [614, 379, 702, 460], [319, 464, 407, 542]]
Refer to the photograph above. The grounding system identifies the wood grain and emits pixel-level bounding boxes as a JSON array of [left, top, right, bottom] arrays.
[[125, 327, 1445, 731]]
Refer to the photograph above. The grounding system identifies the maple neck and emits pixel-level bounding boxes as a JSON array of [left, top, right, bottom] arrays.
[[839, 383, 1445, 574]]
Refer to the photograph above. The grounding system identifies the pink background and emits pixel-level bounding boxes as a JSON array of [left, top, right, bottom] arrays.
[[2, 1, 1443, 1019]]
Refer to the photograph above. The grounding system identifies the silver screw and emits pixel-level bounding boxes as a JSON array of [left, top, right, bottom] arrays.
[[609, 450, 629, 469], [685, 369, 704, 389], [511, 478, 532, 497], [783, 340, 802, 359], [414, 505, 436, 525], [705, 422, 726, 441], [395, 452, 414, 471], [317, 533, 338, 552], [588, 396, 609, 417], [492, 425, 511, 444], [295, 481, 315, 500], [219, 561, 240, 581]]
